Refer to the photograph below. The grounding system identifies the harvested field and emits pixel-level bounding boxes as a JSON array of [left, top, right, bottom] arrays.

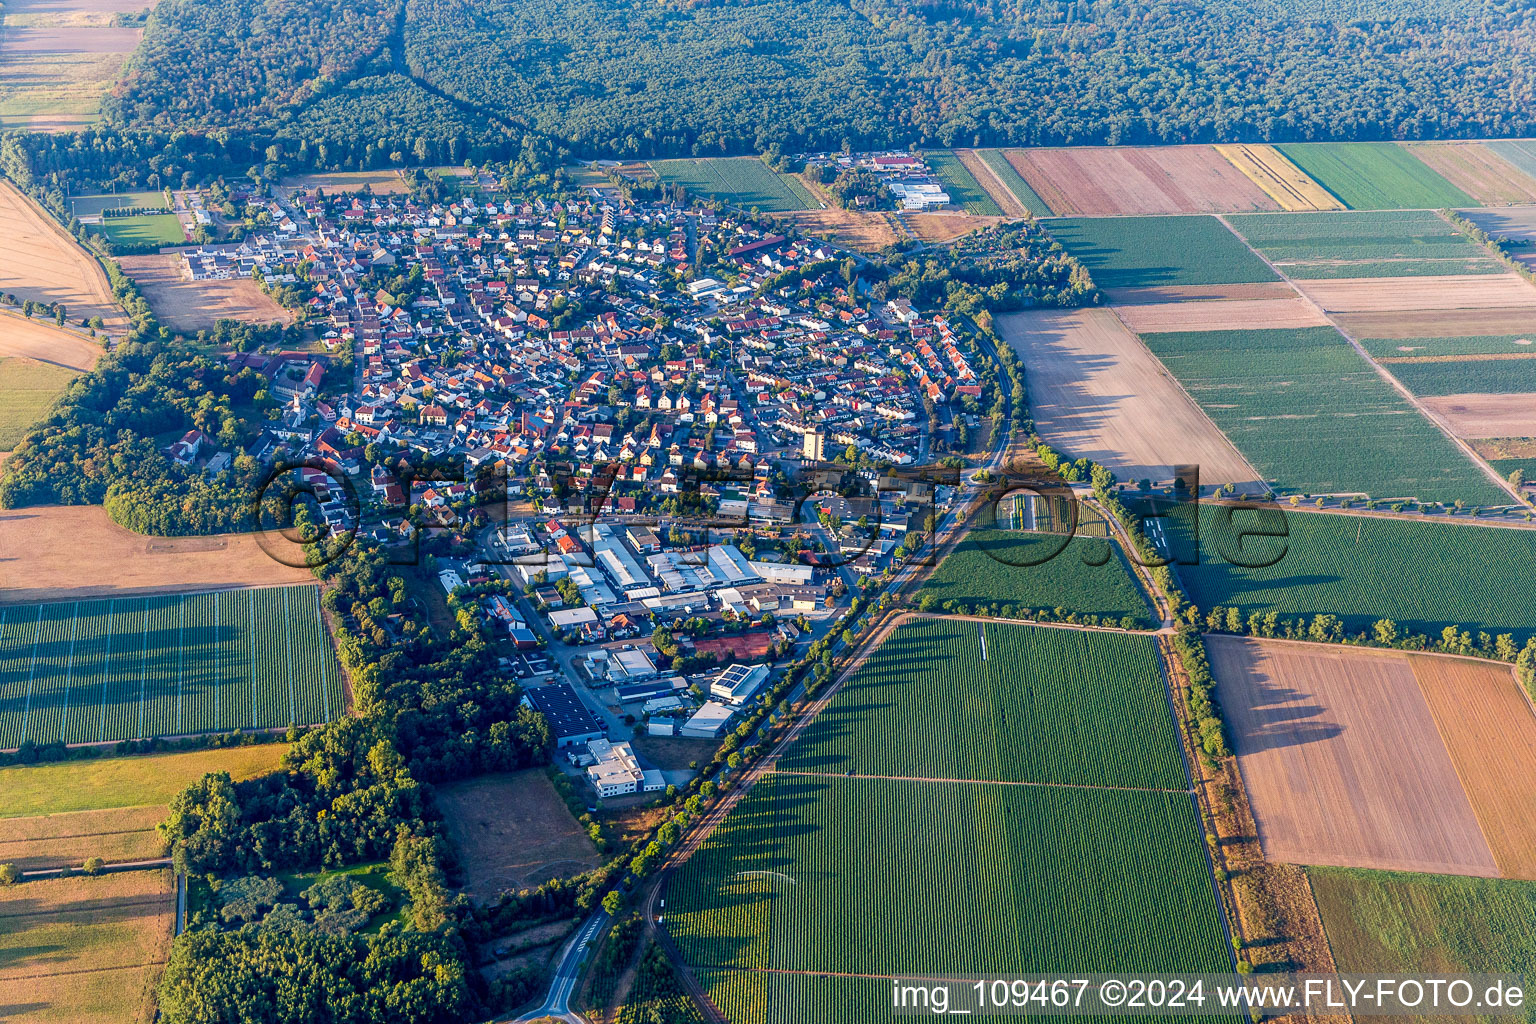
[[1100, 282, 1297, 304], [1291, 273, 1536, 314], [0, 311, 101, 372], [278, 169, 407, 194], [0, 744, 286, 817], [116, 252, 291, 331], [0, 181, 123, 335], [0, 505, 312, 605], [774, 177, 896, 252], [1410, 655, 1536, 879], [0, 804, 164, 872], [1336, 307, 1536, 339], [1005, 146, 1277, 215], [0, 0, 147, 131], [1462, 204, 1536, 242], [1419, 393, 1536, 438], [436, 770, 600, 901], [1403, 143, 1536, 206], [1208, 636, 1497, 877], [954, 149, 1025, 218], [906, 211, 999, 243], [0, 357, 79, 448], [0, 868, 174, 1024], [1214, 144, 1345, 211], [975, 150, 1051, 217], [998, 307, 1260, 488], [1112, 297, 1326, 333]]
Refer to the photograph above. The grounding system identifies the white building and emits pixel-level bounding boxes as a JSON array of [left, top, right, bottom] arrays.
[[749, 561, 814, 586], [680, 701, 736, 738], [709, 663, 770, 705], [585, 738, 666, 797]]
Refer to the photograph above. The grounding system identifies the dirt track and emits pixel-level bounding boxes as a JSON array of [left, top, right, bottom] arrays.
[[1209, 636, 1498, 877], [998, 307, 1262, 488]]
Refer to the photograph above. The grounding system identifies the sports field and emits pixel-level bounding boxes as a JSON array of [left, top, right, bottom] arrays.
[[1276, 143, 1474, 210], [1138, 326, 1507, 504], [781, 618, 1186, 788], [90, 213, 186, 247], [925, 151, 1003, 216], [1168, 506, 1536, 640], [68, 191, 167, 218], [0, 585, 343, 749], [1044, 216, 1278, 288], [648, 158, 810, 213], [1226, 210, 1501, 278], [0, 357, 78, 449], [916, 529, 1154, 626]]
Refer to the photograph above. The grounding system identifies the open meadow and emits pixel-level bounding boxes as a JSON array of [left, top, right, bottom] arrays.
[[1044, 216, 1278, 288], [0, 743, 287, 817], [1138, 326, 1507, 503], [0, 505, 313, 604], [1276, 143, 1473, 210], [649, 158, 810, 213], [0, 358, 79, 449], [1004, 146, 1277, 216], [0, 869, 174, 1024], [0, 182, 124, 334], [0, 0, 148, 131], [997, 307, 1261, 489], [436, 770, 601, 900], [0, 584, 342, 748], [117, 252, 292, 331]]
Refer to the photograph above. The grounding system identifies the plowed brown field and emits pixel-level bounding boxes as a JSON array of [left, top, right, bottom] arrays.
[[1209, 636, 1498, 877], [998, 307, 1261, 488], [1403, 143, 1536, 206], [0, 181, 123, 336], [1006, 146, 1279, 216], [1420, 393, 1536, 438], [1410, 655, 1536, 879], [1336, 307, 1536, 339], [1101, 282, 1297, 304], [1113, 297, 1327, 333], [0, 311, 101, 372], [1294, 273, 1536, 314]]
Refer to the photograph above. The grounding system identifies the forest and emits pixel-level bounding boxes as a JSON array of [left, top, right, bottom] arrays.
[[94, 0, 1536, 158]]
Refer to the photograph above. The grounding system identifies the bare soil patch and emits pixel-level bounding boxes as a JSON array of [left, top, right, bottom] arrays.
[[0, 310, 102, 372], [1101, 282, 1297, 304], [906, 211, 999, 243], [1293, 273, 1536, 313], [1336, 307, 1536, 339], [1007, 146, 1278, 216], [0, 505, 312, 604], [955, 149, 1026, 218], [116, 252, 291, 332], [774, 177, 896, 252], [998, 307, 1261, 487], [278, 169, 407, 194], [1403, 144, 1536, 206], [1472, 437, 1536, 460], [0, 182, 123, 335], [1208, 636, 1497, 877], [631, 734, 718, 772], [1113, 297, 1326, 333], [0, 868, 173, 1024], [1419, 393, 1536, 439], [1410, 655, 1536, 879], [1462, 205, 1536, 242], [436, 770, 600, 901], [0, 805, 164, 873]]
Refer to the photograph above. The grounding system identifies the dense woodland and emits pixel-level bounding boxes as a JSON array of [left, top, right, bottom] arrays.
[[93, 0, 1536, 158]]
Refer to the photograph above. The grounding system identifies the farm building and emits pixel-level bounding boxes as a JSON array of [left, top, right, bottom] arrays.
[[523, 684, 605, 748]]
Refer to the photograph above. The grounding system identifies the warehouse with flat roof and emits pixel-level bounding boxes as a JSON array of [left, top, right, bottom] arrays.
[[523, 683, 605, 748]]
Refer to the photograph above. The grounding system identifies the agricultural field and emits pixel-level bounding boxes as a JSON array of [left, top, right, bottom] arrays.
[[116, 253, 292, 331], [1402, 142, 1536, 206], [1138, 326, 1508, 504], [998, 307, 1261, 490], [0, 357, 78, 449], [435, 770, 601, 900], [277, 169, 409, 194], [0, 584, 343, 749], [669, 774, 1232, 979], [648, 158, 810, 213], [1226, 209, 1501, 278], [1168, 505, 1536, 639], [1043, 216, 1278, 288], [1214, 144, 1345, 211], [0, 312, 101, 374], [1276, 142, 1474, 210], [1463, 204, 1536, 244], [0, 868, 175, 1024], [1112, 297, 1326, 333], [0, 804, 165, 873], [1291, 273, 1536, 314], [1381, 358, 1536, 398], [923, 150, 1003, 216], [0, 0, 147, 131], [915, 528, 1154, 626], [1485, 140, 1536, 181], [1209, 637, 1496, 876], [1419, 393, 1536, 440], [780, 618, 1186, 788], [973, 149, 1051, 216], [0, 743, 287, 817], [0, 181, 125, 335], [1004, 146, 1277, 216]]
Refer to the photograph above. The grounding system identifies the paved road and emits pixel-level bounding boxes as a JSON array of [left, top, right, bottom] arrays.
[[20, 856, 171, 880], [512, 909, 610, 1023]]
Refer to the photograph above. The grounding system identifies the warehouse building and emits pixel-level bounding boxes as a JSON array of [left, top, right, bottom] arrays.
[[523, 683, 605, 748]]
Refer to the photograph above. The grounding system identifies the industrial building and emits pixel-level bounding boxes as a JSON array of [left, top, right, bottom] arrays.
[[585, 738, 666, 797], [709, 663, 770, 704], [523, 684, 605, 748]]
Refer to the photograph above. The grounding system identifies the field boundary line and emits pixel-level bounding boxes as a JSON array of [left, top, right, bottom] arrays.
[[136, 597, 150, 739], [176, 597, 185, 735], [766, 767, 1193, 796], [315, 587, 330, 721], [18, 604, 43, 746], [97, 602, 114, 743], [1216, 212, 1521, 506], [58, 601, 80, 743]]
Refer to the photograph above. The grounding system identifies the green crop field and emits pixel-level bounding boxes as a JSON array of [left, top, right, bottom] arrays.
[[1139, 327, 1508, 505], [1226, 210, 1498, 277], [669, 775, 1232, 979], [1484, 141, 1536, 182], [780, 618, 1186, 788], [92, 213, 187, 247], [916, 530, 1154, 627], [0, 585, 343, 749], [0, 744, 288, 817], [1488, 457, 1536, 483], [1361, 335, 1536, 360], [978, 150, 1052, 216], [648, 158, 810, 212], [1165, 504, 1536, 641], [0, 357, 78, 449], [1310, 867, 1536, 995], [1276, 143, 1475, 210], [1383, 358, 1536, 397], [1044, 216, 1279, 288], [925, 151, 1004, 216]]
